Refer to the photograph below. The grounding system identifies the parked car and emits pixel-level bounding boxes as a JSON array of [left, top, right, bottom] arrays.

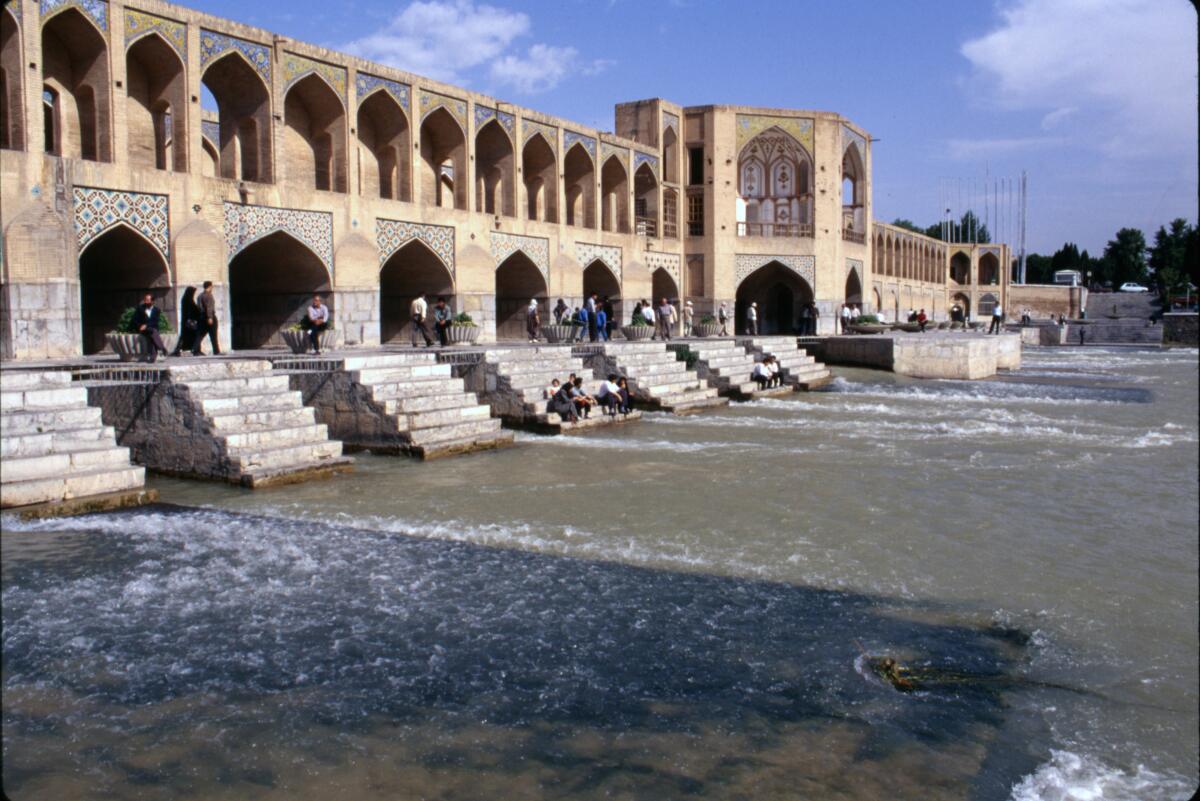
[[1118, 282, 1150, 293]]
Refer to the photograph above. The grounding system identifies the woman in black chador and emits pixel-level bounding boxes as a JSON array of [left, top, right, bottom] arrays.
[[171, 286, 203, 356]]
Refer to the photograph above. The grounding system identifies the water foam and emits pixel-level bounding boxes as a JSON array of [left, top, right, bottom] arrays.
[[1010, 750, 1195, 801]]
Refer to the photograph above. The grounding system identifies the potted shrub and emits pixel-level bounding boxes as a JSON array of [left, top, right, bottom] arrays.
[[106, 306, 176, 362], [621, 315, 655, 341], [542, 319, 581, 343], [693, 314, 722, 337], [444, 311, 481, 345], [281, 322, 337, 354], [847, 314, 889, 334]]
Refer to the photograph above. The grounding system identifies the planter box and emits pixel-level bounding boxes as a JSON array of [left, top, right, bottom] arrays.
[[106, 332, 178, 362], [621, 325, 655, 341], [445, 325, 480, 345], [847, 324, 889, 335], [693, 323, 722, 337], [281, 329, 337, 354], [542, 324, 582, 343]]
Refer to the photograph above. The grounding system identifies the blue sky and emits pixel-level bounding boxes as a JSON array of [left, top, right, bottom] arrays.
[[195, 0, 1197, 255]]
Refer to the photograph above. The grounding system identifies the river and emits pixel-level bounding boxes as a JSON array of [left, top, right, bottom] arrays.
[[3, 346, 1197, 800]]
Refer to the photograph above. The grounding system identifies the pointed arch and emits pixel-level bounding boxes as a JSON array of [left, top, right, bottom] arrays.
[[41, 7, 111, 161], [284, 73, 346, 192], [661, 124, 678, 184], [420, 106, 466, 210], [634, 162, 658, 236], [522, 131, 557, 223], [79, 224, 172, 354], [978, 251, 1000, 285], [357, 88, 410, 201], [950, 251, 971, 285], [737, 125, 812, 237], [229, 230, 332, 349], [735, 261, 813, 335], [475, 117, 515, 216], [379, 239, 456, 343], [126, 32, 187, 172], [563, 141, 595, 228], [1, 6, 24, 151], [600, 154, 629, 234], [201, 50, 272, 182], [495, 250, 548, 340]]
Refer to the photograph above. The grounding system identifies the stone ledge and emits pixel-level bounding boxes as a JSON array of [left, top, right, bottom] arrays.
[[7, 489, 159, 521]]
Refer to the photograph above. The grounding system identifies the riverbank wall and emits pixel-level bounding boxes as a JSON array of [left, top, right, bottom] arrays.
[[797, 333, 1020, 379]]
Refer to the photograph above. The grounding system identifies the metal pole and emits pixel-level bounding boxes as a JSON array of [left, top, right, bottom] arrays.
[[1018, 171, 1028, 284]]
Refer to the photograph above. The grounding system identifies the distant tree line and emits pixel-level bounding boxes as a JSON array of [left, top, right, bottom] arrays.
[[890, 214, 1198, 296]]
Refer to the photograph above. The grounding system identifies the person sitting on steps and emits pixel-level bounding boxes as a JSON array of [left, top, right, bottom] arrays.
[[301, 294, 330, 354]]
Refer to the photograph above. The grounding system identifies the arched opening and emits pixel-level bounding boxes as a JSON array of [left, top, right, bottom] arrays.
[[652, 268, 680, 307], [872, 288, 882, 316], [583, 259, 621, 323], [735, 262, 813, 335], [1, 7, 24, 150], [419, 107, 466, 210], [841, 143, 864, 235], [845, 268, 862, 307], [474, 118, 514, 216], [563, 142, 594, 228], [662, 125, 678, 184], [662, 188, 679, 239], [950, 251, 971, 285], [41, 8, 111, 161], [126, 34, 186, 172], [737, 127, 812, 237], [42, 87, 58, 153], [229, 231, 332, 349], [79, 226, 171, 355], [201, 51, 272, 182], [200, 134, 219, 176], [379, 240, 455, 343], [978, 252, 1000, 285], [600, 155, 629, 234], [495, 251, 547, 340], [634, 163, 658, 236], [522, 133, 556, 223], [978, 292, 998, 318], [687, 257, 704, 297], [950, 292, 970, 321], [357, 89, 410, 201], [284, 74, 346, 192]]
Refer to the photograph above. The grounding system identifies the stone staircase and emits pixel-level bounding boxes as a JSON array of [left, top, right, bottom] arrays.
[[574, 342, 727, 414], [88, 360, 352, 488], [1, 369, 145, 509], [739, 336, 833, 389], [669, 339, 790, 400], [283, 353, 513, 458], [467, 346, 642, 433]]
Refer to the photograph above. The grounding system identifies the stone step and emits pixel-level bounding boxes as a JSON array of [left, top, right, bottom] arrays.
[[2, 445, 134, 482], [367, 377, 469, 400], [636, 379, 706, 397], [0, 370, 72, 389], [1, 406, 105, 435], [1, 427, 116, 458], [179, 374, 292, 398], [354, 364, 453, 383], [228, 439, 344, 472], [342, 353, 440, 370], [488, 359, 586, 376], [1, 465, 145, 509], [404, 417, 505, 446], [198, 390, 307, 415], [168, 360, 274, 381], [403, 404, 494, 430], [383, 391, 482, 414], [207, 406, 317, 432], [406, 428, 515, 459], [1, 385, 90, 412], [698, 356, 757, 371], [222, 423, 330, 451]]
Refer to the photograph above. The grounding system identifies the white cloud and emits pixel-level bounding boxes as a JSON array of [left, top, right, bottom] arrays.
[[343, 0, 603, 94], [582, 59, 617, 77], [961, 0, 1196, 156], [1039, 106, 1077, 130], [945, 136, 1067, 160]]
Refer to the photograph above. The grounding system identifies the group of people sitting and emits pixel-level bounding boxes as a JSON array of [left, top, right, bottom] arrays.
[[544, 373, 632, 422], [751, 355, 784, 390]]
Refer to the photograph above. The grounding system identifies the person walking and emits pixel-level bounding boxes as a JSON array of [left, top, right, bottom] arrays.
[[595, 304, 608, 341], [197, 281, 221, 354], [809, 303, 820, 336], [574, 305, 589, 341], [410, 294, 433, 347], [527, 298, 541, 342], [840, 303, 851, 334], [432, 297, 451, 347], [302, 294, 330, 354], [718, 302, 729, 336], [171, 286, 202, 356], [683, 300, 694, 337], [586, 293, 598, 342], [746, 301, 758, 336], [657, 298, 674, 341], [133, 293, 169, 362], [553, 298, 569, 325], [989, 303, 1004, 334], [799, 304, 811, 337], [603, 296, 616, 339]]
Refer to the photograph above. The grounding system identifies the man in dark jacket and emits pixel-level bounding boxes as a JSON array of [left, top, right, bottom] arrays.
[[197, 281, 221, 354], [134, 293, 169, 362]]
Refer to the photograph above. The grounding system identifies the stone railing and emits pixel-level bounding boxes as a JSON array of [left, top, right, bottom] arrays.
[[842, 229, 866, 244], [736, 222, 814, 238], [636, 217, 657, 237]]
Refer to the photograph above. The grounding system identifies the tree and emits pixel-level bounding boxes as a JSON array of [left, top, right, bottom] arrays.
[[890, 218, 924, 234], [1024, 253, 1054, 284], [1097, 228, 1148, 288], [920, 210, 990, 244], [1148, 218, 1196, 296]]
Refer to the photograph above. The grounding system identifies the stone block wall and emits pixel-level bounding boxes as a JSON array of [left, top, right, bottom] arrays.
[[1162, 313, 1198, 346]]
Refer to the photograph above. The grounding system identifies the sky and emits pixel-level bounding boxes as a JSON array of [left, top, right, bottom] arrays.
[[193, 0, 1197, 256]]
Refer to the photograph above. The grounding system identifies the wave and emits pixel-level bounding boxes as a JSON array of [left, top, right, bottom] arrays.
[[1010, 750, 1195, 801]]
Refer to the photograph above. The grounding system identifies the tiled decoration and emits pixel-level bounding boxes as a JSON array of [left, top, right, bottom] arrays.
[[522, 119, 557, 153], [644, 251, 681, 289], [356, 74, 410, 115], [419, 90, 467, 130], [475, 105, 515, 139], [633, 151, 658, 177], [736, 115, 814, 156], [124, 9, 186, 58], [41, 0, 107, 31], [662, 111, 680, 134], [490, 232, 549, 281], [563, 131, 596, 161], [600, 142, 627, 170], [283, 53, 347, 103], [223, 202, 333, 268], [377, 218, 456, 276], [200, 29, 271, 84], [201, 120, 220, 145], [576, 242, 621, 281], [734, 254, 815, 289], [74, 187, 170, 260], [841, 124, 866, 158]]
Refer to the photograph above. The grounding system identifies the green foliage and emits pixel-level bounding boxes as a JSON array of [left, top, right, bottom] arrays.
[[673, 347, 699, 369], [629, 315, 652, 327], [906, 211, 990, 244], [1148, 218, 1197, 296], [114, 306, 174, 334], [699, 314, 717, 324], [890, 219, 924, 234], [451, 312, 476, 326], [1097, 228, 1148, 288], [853, 314, 881, 325]]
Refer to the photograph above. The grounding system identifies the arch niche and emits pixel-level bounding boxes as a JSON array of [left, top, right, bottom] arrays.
[[126, 33, 187, 172], [583, 259, 621, 321], [357, 89, 410, 201], [228, 231, 332, 349], [201, 51, 272, 182], [522, 133, 556, 223], [737, 126, 812, 235], [978, 251, 1000, 285], [845, 267, 862, 307], [41, 7, 111, 161], [1, 6, 24, 150], [872, 287, 883, 316], [79, 226, 172, 355], [475, 119, 514, 216], [841, 143, 864, 233], [419, 107, 466, 210], [494, 251, 547, 340], [950, 291, 970, 320], [378, 240, 454, 344], [600, 155, 629, 233], [950, 251, 971, 285], [283, 74, 347, 192], [634, 162, 658, 235], [563, 142, 594, 228], [735, 261, 813, 335]]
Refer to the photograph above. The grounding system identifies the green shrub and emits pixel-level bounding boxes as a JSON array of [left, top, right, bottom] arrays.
[[853, 314, 881, 325], [451, 312, 476, 326], [699, 314, 717, 324], [629, 315, 652, 327], [114, 306, 174, 334], [287, 321, 335, 331]]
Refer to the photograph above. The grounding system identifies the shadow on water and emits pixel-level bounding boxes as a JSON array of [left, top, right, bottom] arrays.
[[2, 505, 1058, 800]]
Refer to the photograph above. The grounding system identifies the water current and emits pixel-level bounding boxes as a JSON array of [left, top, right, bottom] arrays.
[[3, 346, 1197, 800]]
